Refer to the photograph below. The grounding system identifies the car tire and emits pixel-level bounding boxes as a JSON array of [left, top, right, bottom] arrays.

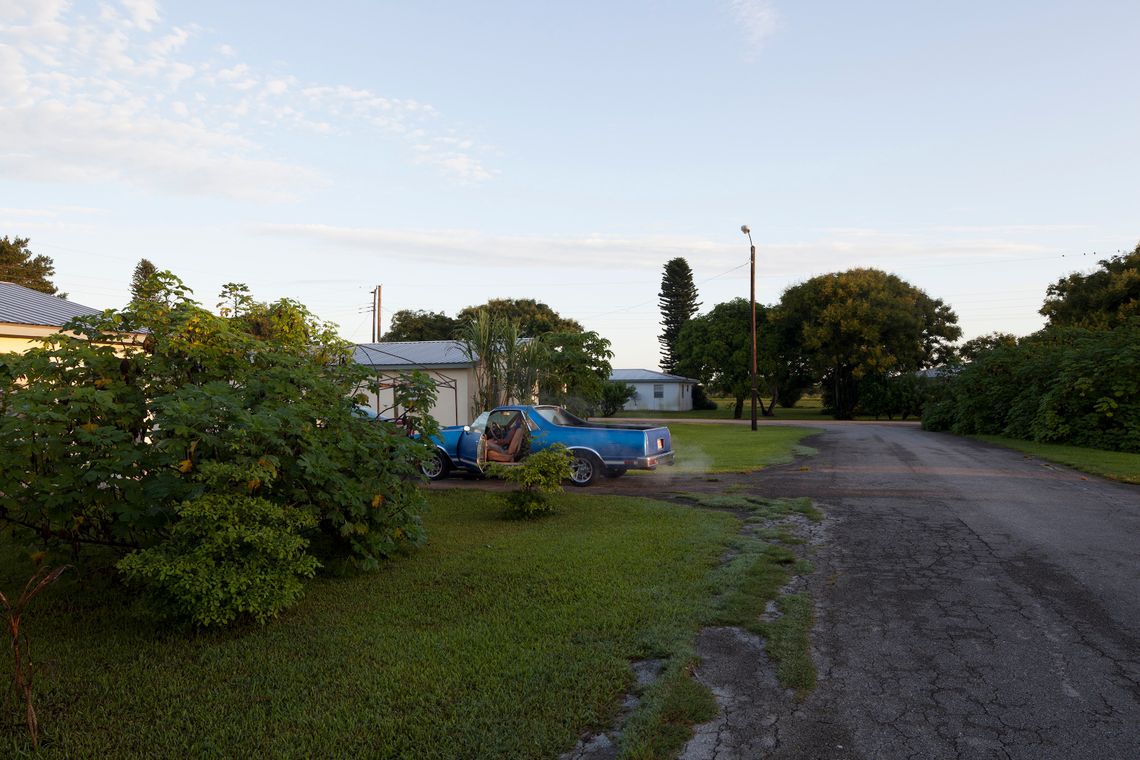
[[421, 450, 450, 481], [603, 467, 627, 478], [569, 450, 602, 487]]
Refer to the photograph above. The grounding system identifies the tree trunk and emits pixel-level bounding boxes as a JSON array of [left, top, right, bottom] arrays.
[[761, 385, 778, 416], [733, 396, 744, 419]]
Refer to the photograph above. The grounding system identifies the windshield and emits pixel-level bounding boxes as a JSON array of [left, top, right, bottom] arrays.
[[469, 411, 490, 432]]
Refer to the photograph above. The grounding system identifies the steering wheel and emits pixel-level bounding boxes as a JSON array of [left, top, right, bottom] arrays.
[[488, 421, 505, 440]]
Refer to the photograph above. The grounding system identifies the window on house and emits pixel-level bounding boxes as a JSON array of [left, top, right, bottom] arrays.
[[653, 384, 664, 399]]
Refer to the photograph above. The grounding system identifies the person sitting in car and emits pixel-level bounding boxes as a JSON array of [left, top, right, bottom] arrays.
[[486, 415, 526, 463]]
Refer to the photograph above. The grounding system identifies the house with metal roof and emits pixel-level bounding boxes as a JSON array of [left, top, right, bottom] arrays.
[[0, 281, 103, 353], [353, 340, 479, 426], [609, 368, 699, 412]]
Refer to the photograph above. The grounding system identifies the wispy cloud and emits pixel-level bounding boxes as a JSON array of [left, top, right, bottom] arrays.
[[0, 1, 495, 201], [252, 223, 1063, 280], [728, 0, 781, 55], [254, 224, 734, 269]]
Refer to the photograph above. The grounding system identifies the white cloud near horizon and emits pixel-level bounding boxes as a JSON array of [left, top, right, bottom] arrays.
[[0, 1, 495, 201], [254, 222, 1066, 283]]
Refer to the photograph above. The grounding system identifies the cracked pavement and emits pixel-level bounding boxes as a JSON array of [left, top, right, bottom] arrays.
[[739, 423, 1140, 760]]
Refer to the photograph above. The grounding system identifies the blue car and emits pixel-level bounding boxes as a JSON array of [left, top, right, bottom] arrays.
[[421, 405, 674, 486]]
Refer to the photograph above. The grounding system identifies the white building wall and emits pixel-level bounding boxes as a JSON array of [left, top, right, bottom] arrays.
[[622, 381, 693, 412]]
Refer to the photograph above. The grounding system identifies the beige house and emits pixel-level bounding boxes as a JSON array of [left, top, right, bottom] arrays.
[[352, 340, 479, 427], [0, 281, 104, 354]]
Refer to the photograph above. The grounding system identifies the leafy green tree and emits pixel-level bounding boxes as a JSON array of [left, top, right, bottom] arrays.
[[599, 381, 637, 417], [383, 309, 460, 342], [457, 298, 581, 337], [216, 282, 254, 317], [538, 330, 614, 415], [959, 332, 1018, 362], [857, 373, 929, 421], [0, 274, 438, 625], [0, 236, 64, 297], [1040, 243, 1140, 329], [674, 298, 755, 419], [129, 258, 160, 304], [777, 269, 960, 419], [674, 298, 805, 418], [458, 309, 612, 415], [657, 258, 700, 374]]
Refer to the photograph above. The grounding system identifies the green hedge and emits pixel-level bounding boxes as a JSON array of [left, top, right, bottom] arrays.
[[923, 319, 1140, 452]]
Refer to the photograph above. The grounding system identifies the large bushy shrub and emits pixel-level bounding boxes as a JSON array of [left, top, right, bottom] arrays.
[[923, 319, 1140, 451], [117, 493, 319, 626], [0, 275, 438, 625], [691, 384, 719, 411]]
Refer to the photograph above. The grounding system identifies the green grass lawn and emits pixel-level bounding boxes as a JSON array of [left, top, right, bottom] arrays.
[[970, 435, 1140, 484], [0, 492, 741, 759], [667, 422, 819, 473]]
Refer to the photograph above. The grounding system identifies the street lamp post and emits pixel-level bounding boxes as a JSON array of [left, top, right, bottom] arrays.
[[741, 225, 758, 431]]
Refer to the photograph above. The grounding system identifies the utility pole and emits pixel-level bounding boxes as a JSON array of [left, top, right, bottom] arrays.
[[371, 285, 382, 342], [741, 226, 758, 431]]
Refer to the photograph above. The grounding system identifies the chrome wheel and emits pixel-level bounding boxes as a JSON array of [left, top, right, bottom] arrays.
[[569, 451, 600, 487], [421, 451, 448, 481]]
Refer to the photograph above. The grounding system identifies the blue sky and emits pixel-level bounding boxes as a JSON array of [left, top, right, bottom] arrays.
[[2, 0, 1137, 370]]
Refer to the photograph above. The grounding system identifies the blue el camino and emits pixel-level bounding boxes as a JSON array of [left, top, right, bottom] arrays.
[[421, 405, 674, 486]]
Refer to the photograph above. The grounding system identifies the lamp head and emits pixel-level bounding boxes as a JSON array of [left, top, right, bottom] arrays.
[[740, 225, 750, 235]]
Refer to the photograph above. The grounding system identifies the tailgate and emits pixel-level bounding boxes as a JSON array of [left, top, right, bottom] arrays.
[[643, 426, 672, 456]]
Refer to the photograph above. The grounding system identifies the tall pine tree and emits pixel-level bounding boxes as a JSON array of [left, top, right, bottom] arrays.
[[657, 257, 700, 374], [130, 258, 160, 303], [0, 236, 63, 296]]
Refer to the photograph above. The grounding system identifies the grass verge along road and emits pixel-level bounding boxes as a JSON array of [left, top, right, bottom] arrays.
[[668, 423, 818, 473], [970, 434, 1140, 484]]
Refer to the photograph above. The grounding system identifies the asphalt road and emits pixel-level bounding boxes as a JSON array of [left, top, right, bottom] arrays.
[[744, 423, 1140, 760]]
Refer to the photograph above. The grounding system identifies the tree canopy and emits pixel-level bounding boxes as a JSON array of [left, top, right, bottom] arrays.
[[778, 268, 960, 418], [0, 235, 64, 296], [129, 258, 160, 304], [537, 330, 614, 414], [383, 309, 460, 342], [959, 332, 1018, 362], [457, 298, 581, 337], [675, 298, 754, 419], [657, 257, 700, 374], [1040, 243, 1140, 330]]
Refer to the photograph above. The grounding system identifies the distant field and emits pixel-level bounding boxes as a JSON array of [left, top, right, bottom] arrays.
[[609, 395, 885, 422]]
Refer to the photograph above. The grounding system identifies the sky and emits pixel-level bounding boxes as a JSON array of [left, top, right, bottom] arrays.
[[2, 0, 1138, 370]]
